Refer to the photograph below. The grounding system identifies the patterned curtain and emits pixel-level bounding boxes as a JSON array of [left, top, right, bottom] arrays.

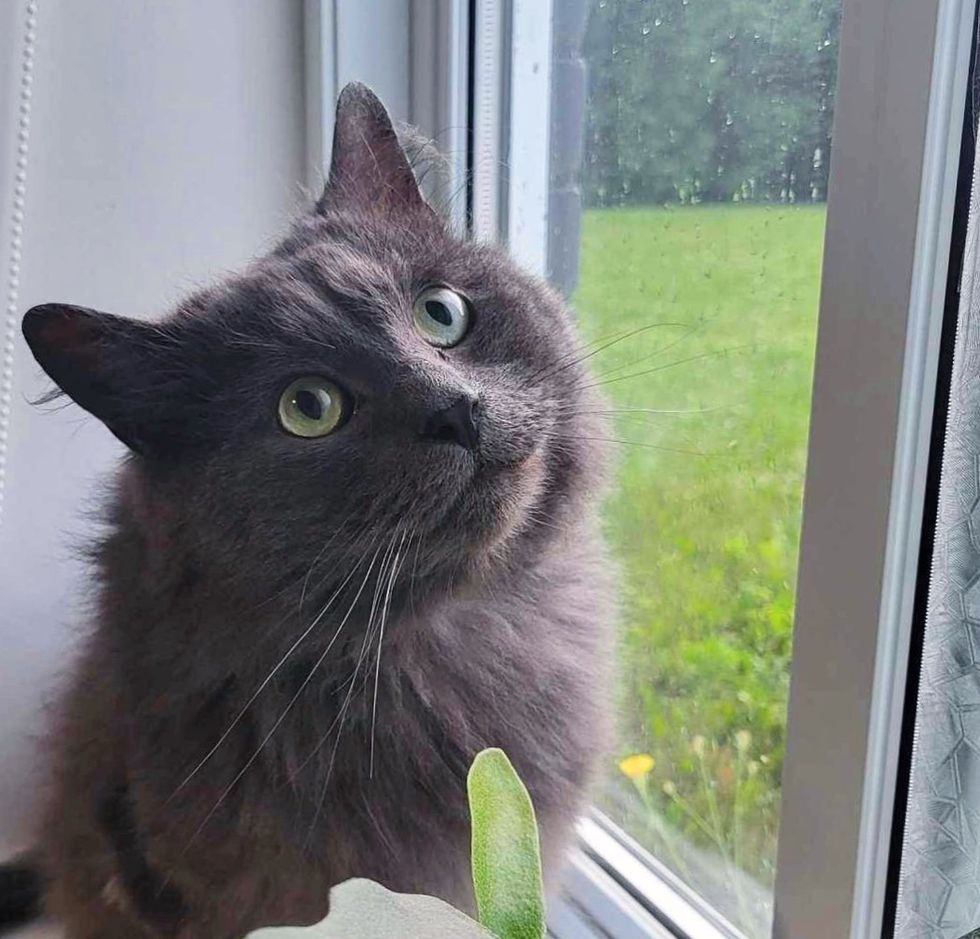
[[897, 121, 980, 939]]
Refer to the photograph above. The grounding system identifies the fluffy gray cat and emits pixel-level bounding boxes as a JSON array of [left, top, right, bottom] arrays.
[[0, 84, 614, 939]]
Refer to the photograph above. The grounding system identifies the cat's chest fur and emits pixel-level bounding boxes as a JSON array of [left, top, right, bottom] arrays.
[[110, 528, 612, 912], [251, 536, 610, 827]]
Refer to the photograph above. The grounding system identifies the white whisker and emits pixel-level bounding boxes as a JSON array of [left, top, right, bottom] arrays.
[[181, 540, 385, 848], [370, 529, 410, 778], [302, 531, 405, 845], [169, 546, 370, 801], [529, 321, 689, 389]]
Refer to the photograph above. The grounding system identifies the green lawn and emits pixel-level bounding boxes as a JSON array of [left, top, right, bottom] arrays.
[[573, 205, 824, 915]]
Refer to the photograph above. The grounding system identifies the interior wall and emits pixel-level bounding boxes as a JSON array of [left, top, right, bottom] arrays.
[[0, 0, 307, 849]]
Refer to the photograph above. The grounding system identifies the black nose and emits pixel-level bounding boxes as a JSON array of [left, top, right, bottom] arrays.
[[422, 394, 480, 451]]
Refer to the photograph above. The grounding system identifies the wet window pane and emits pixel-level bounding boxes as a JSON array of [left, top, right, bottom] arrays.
[[566, 1, 841, 933]]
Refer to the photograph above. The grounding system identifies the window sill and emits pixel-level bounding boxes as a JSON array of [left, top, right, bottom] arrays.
[[556, 814, 746, 939]]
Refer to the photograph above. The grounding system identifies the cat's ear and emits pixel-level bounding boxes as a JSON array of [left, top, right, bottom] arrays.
[[319, 82, 432, 218], [22, 303, 176, 455]]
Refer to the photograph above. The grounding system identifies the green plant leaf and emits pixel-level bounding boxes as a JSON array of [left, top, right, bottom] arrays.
[[247, 878, 492, 939], [468, 748, 546, 939]]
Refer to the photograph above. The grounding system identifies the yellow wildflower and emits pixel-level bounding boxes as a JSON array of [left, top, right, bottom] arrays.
[[619, 754, 655, 781]]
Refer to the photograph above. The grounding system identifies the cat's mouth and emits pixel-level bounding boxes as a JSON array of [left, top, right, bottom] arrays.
[[424, 442, 548, 552]]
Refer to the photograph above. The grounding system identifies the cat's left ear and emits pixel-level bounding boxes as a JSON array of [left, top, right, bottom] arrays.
[[319, 82, 434, 219]]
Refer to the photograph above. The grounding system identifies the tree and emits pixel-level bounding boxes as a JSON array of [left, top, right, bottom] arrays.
[[582, 0, 841, 207]]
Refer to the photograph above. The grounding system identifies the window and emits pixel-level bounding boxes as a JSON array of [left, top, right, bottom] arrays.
[[2, 2, 975, 937], [555, 2, 840, 935], [490, 0, 976, 935]]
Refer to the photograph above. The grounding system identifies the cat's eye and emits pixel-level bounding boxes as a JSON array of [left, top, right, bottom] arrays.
[[412, 286, 470, 348], [278, 377, 345, 438]]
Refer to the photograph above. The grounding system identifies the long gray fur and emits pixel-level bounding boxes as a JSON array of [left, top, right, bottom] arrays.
[[8, 83, 615, 939]]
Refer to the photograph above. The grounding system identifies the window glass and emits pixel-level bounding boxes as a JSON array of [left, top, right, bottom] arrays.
[[566, 2, 841, 932]]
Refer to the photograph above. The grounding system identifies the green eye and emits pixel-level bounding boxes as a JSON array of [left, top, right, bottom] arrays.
[[413, 286, 470, 348], [278, 377, 345, 438]]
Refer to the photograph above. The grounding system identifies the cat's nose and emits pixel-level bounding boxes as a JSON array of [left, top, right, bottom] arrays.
[[421, 393, 480, 451]]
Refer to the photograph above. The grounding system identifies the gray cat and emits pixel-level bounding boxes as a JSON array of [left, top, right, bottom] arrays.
[[0, 84, 614, 939]]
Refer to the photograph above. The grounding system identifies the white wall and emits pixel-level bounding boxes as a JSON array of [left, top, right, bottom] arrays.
[[0, 0, 307, 849]]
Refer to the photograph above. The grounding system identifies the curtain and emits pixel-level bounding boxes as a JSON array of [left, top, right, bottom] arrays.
[[898, 120, 980, 938]]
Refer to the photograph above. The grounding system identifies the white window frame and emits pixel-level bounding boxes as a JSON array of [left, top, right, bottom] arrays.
[[304, 1, 979, 935], [303, 0, 470, 231], [776, 0, 974, 936]]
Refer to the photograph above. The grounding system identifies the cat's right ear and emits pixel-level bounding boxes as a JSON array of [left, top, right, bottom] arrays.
[[22, 303, 174, 455]]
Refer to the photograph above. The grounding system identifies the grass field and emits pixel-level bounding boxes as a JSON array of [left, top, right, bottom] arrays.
[[573, 205, 825, 926]]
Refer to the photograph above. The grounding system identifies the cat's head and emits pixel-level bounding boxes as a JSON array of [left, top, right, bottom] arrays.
[[22, 84, 606, 601]]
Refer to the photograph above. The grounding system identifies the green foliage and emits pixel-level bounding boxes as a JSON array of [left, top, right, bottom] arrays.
[[247, 748, 544, 939], [583, 0, 840, 206], [468, 749, 546, 939], [574, 205, 822, 907]]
